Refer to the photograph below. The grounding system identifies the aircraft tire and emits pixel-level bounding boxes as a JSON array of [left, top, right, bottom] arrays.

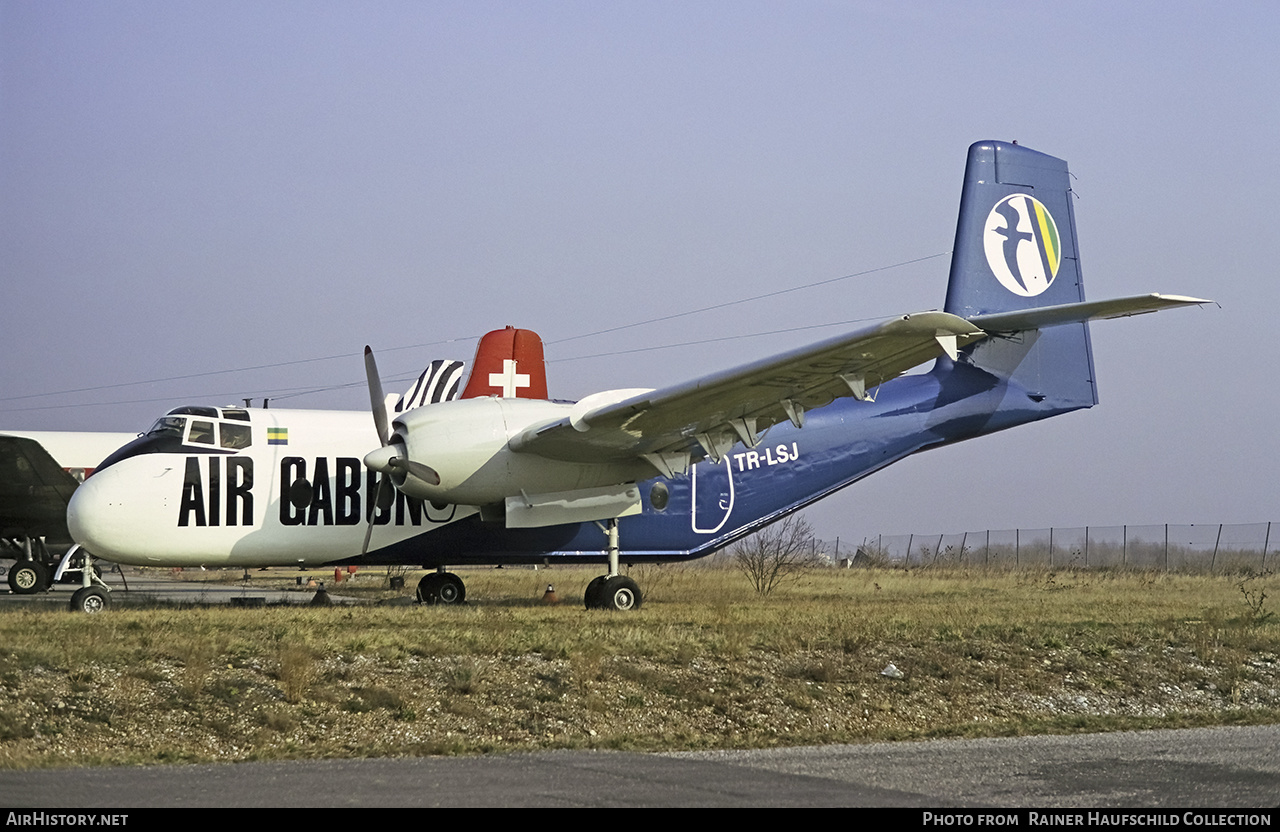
[[600, 576, 642, 612], [415, 573, 438, 603], [583, 575, 608, 609], [435, 572, 465, 605], [8, 561, 49, 595], [69, 586, 110, 614], [417, 572, 466, 605]]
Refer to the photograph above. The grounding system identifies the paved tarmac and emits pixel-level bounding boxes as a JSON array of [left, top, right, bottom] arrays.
[[0, 725, 1275, 808], [0, 565, 362, 609]]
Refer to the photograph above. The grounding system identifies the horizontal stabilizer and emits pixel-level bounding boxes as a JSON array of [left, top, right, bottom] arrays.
[[970, 294, 1213, 333]]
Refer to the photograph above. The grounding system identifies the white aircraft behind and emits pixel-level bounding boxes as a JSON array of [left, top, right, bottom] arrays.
[[1, 430, 135, 594], [66, 141, 1210, 613]]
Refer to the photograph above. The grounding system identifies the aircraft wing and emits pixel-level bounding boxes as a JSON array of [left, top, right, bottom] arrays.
[[513, 294, 1212, 476], [969, 293, 1213, 332], [511, 311, 985, 472]]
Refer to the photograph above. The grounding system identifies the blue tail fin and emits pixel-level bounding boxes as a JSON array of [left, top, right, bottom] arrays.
[[944, 141, 1098, 408]]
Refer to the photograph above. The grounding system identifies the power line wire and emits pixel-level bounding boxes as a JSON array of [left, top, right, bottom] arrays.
[[1, 252, 948, 411], [545, 252, 947, 346]]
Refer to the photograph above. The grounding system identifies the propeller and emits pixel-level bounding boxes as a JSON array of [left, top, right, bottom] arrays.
[[360, 346, 439, 555], [365, 443, 441, 485], [360, 348, 389, 554]]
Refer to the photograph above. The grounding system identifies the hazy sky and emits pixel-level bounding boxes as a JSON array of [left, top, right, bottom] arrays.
[[3, 1, 1277, 545]]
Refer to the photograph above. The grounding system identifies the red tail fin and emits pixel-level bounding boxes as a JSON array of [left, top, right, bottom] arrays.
[[460, 326, 549, 399]]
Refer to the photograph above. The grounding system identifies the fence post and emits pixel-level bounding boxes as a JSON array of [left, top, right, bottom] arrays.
[[1211, 524, 1223, 574], [906, 534, 913, 567], [1085, 526, 1089, 568], [1165, 524, 1169, 572], [1263, 523, 1271, 571], [1123, 525, 1127, 568]]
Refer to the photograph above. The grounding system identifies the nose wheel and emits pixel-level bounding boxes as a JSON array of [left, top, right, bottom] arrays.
[[69, 586, 110, 613]]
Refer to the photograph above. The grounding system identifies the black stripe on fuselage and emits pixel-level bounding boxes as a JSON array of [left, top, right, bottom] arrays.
[[96, 433, 234, 473]]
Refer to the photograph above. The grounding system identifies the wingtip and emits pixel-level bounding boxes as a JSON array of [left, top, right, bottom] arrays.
[[1155, 294, 1215, 306]]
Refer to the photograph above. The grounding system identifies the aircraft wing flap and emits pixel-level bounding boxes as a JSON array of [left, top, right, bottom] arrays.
[[971, 294, 1213, 333], [513, 311, 984, 464]]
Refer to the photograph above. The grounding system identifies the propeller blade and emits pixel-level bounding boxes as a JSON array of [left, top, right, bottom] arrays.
[[361, 508, 376, 555], [360, 474, 395, 555], [391, 457, 441, 487], [365, 345, 390, 446]]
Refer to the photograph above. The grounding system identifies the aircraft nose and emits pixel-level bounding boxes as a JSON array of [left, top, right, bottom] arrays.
[[67, 466, 130, 561]]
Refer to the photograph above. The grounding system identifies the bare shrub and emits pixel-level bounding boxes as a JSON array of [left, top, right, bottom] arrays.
[[732, 513, 821, 595], [1237, 570, 1274, 623]]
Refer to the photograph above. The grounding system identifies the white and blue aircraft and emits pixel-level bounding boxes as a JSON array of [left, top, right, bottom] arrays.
[[66, 141, 1210, 613]]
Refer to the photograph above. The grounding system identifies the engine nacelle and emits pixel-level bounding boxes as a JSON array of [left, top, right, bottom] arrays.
[[388, 397, 645, 507]]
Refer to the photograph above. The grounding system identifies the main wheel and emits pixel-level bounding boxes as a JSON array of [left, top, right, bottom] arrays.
[[416, 573, 438, 603], [8, 561, 49, 595], [417, 572, 466, 605], [599, 576, 642, 611], [435, 572, 465, 604], [69, 586, 110, 613], [583, 575, 608, 609]]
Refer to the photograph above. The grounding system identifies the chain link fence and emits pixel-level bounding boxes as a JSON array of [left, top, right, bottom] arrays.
[[856, 523, 1277, 572]]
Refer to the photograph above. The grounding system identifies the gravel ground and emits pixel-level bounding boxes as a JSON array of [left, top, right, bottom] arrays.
[[2, 636, 1276, 768]]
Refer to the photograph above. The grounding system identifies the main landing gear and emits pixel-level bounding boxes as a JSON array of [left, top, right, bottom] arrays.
[[409, 518, 644, 611], [6, 537, 52, 595], [584, 518, 643, 611], [8, 559, 49, 595], [417, 568, 466, 605]]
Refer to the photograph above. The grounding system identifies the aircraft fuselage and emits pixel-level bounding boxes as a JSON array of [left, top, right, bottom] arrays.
[[67, 358, 1074, 569]]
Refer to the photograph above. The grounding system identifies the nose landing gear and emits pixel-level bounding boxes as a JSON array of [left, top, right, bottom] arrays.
[[62, 545, 112, 613]]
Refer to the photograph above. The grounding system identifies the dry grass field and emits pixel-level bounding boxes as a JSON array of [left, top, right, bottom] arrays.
[[0, 564, 1275, 768]]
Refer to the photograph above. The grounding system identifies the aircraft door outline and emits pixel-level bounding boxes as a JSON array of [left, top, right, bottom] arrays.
[[690, 456, 735, 534]]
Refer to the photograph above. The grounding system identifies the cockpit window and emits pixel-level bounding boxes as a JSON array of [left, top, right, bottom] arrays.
[[219, 423, 252, 450], [144, 407, 253, 450], [188, 420, 216, 445], [222, 409, 250, 422], [147, 416, 186, 438], [167, 405, 220, 419]]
